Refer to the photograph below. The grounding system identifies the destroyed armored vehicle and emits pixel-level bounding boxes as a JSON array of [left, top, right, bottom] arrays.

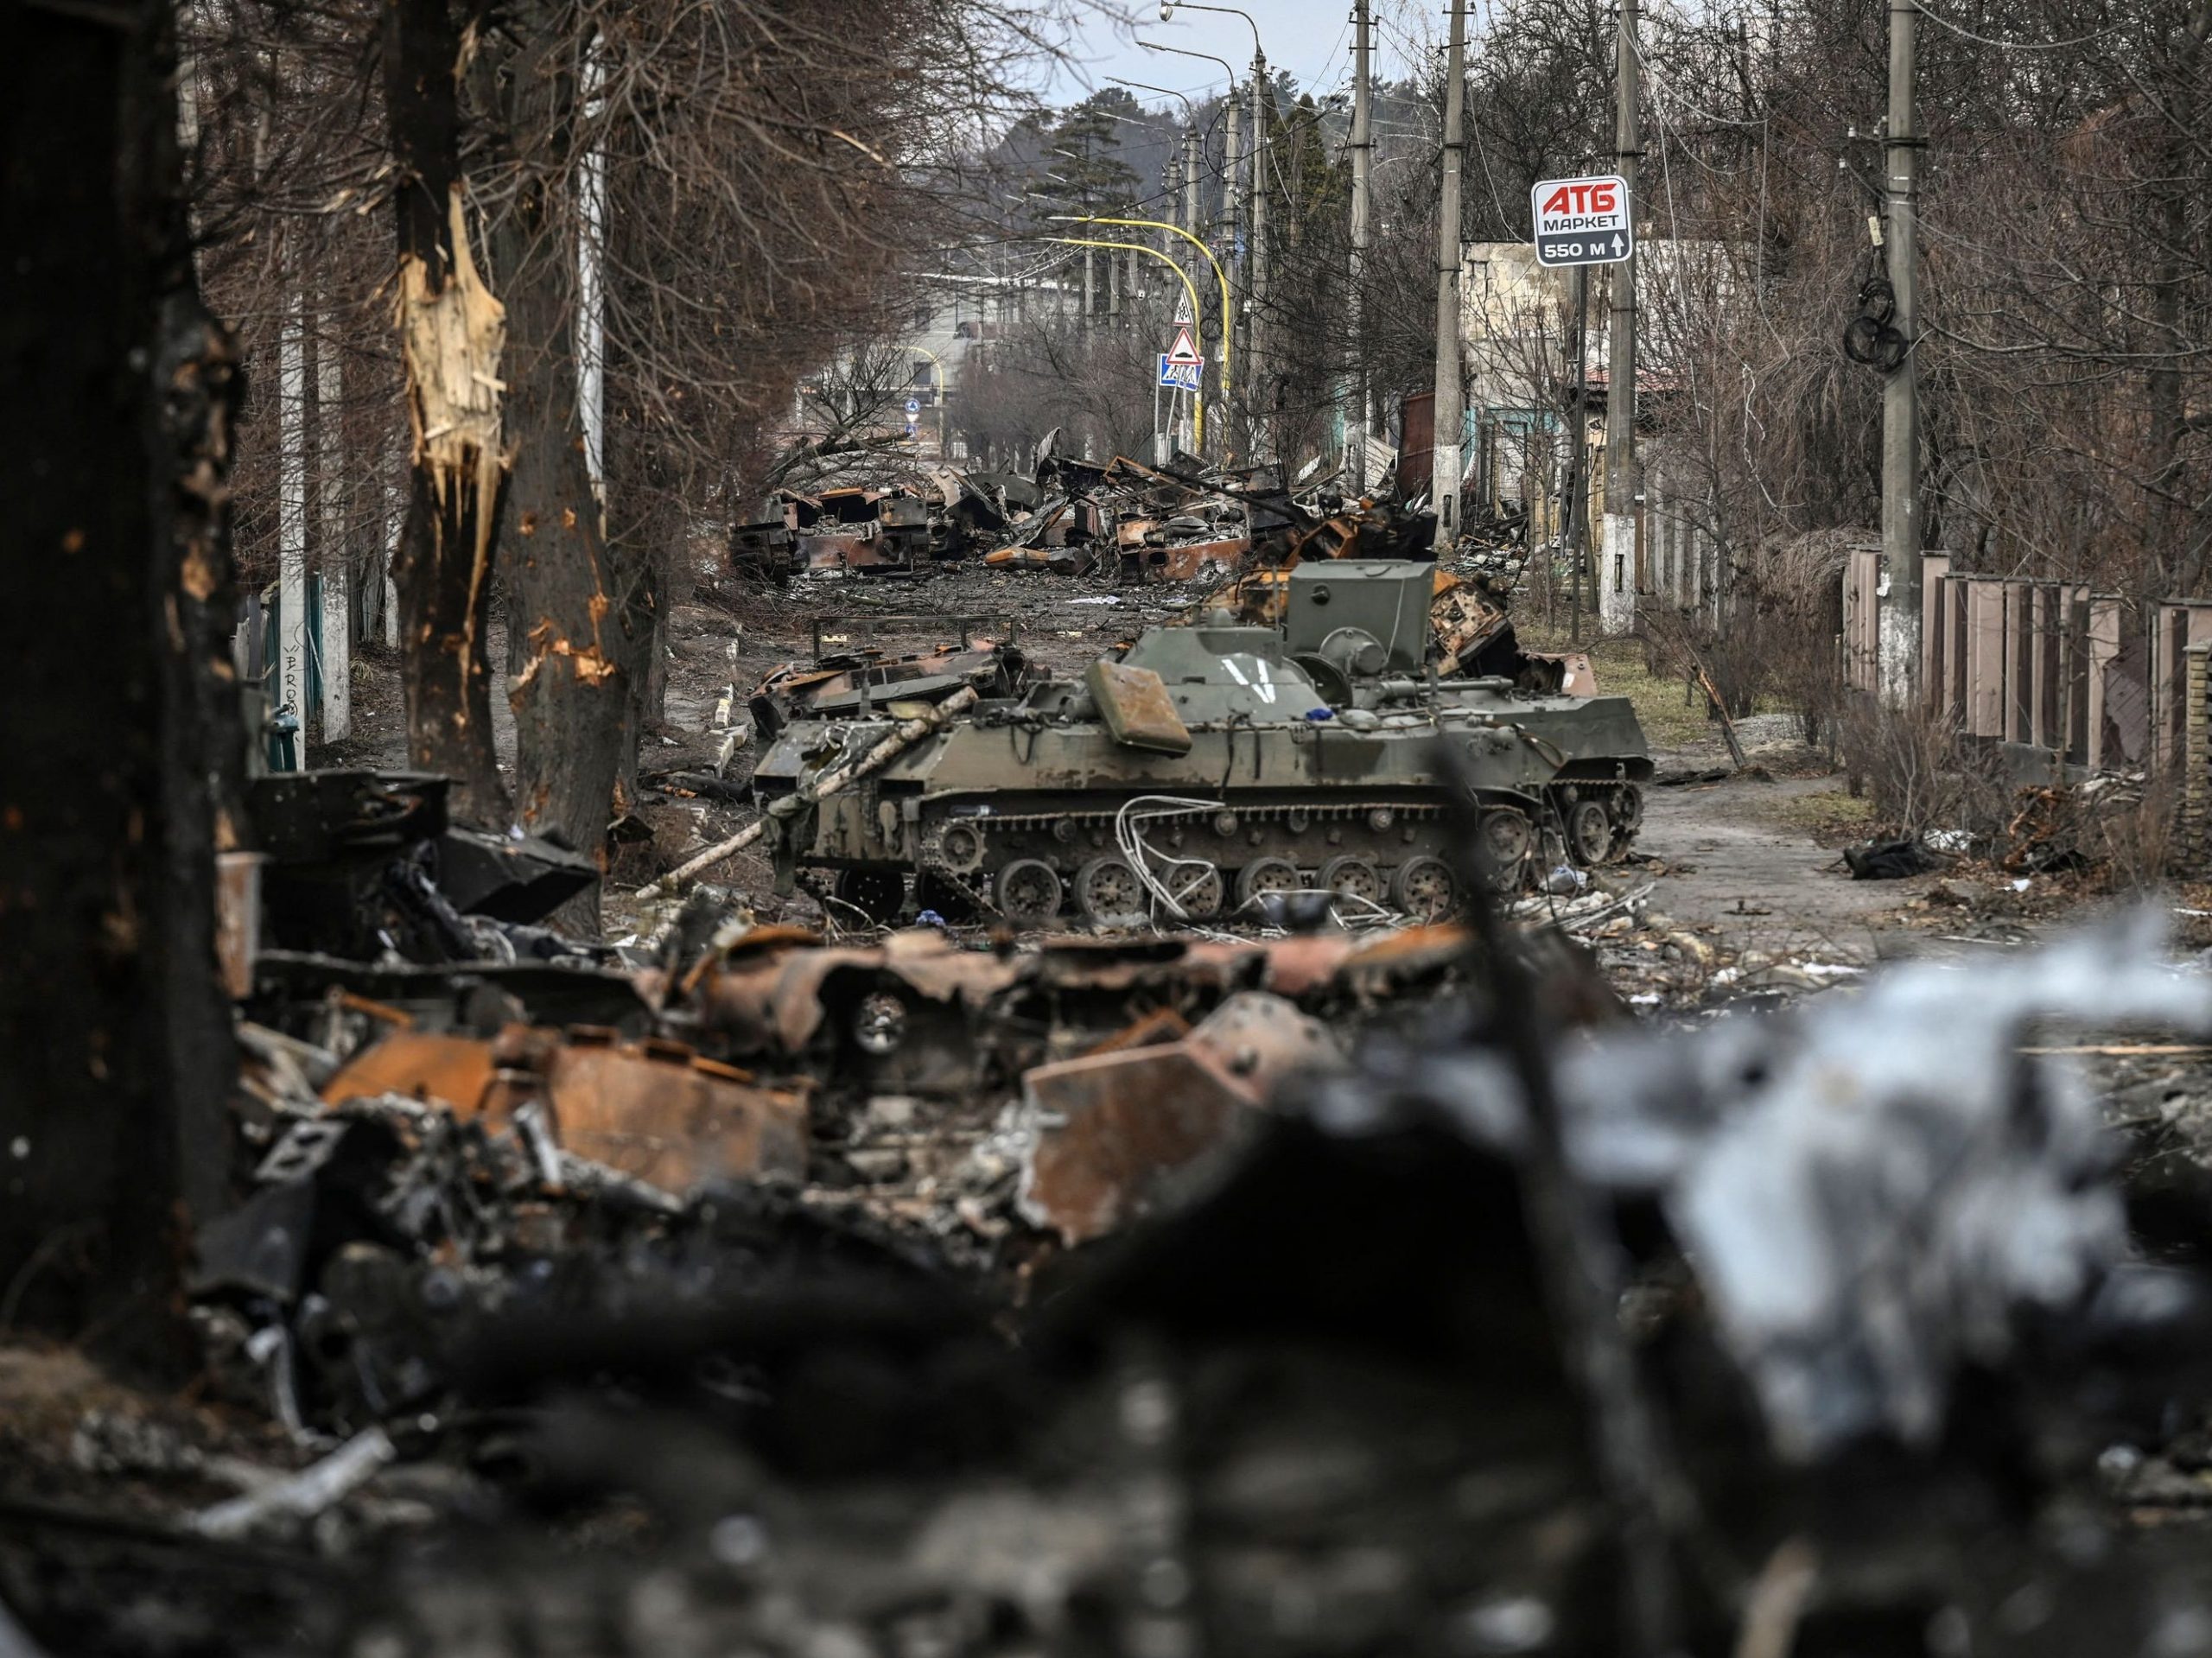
[[750, 561, 1652, 925], [749, 614, 1028, 740]]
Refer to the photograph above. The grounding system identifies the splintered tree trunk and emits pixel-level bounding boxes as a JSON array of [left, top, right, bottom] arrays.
[[385, 0, 512, 825], [494, 9, 632, 931], [1, 0, 239, 1356]]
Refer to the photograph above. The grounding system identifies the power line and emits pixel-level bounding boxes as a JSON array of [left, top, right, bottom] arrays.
[[1911, 0, 2120, 52], [1630, 34, 1766, 130]]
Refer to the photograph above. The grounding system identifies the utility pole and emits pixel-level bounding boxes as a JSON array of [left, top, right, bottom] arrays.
[[279, 286, 308, 766], [316, 324, 350, 743], [1182, 124, 1199, 244], [1878, 0, 1921, 705], [1431, 0, 1467, 552], [1601, 0, 1641, 632], [1348, 0, 1373, 496], [1567, 267, 1592, 643], [1248, 48, 1270, 468], [1222, 89, 1243, 460]]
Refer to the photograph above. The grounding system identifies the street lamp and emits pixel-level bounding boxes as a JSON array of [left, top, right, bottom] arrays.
[[1158, 2, 1260, 57], [1136, 37, 1236, 96], [1108, 76, 1208, 249], [1052, 213, 1231, 404], [1150, 5, 1271, 466], [1046, 234, 1207, 453], [1108, 74, 1195, 126]]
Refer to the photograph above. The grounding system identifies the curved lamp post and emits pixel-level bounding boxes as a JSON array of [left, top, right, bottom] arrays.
[[1047, 234, 1207, 453]]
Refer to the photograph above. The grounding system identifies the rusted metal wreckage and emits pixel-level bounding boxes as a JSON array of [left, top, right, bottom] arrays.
[[241, 878, 1471, 1249], [728, 428, 1511, 588], [732, 469, 1027, 580]]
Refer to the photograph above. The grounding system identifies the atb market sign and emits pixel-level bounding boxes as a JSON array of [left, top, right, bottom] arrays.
[[1530, 174, 1633, 269]]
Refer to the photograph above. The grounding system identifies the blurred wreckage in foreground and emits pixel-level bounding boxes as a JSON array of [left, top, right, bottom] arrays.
[[33, 472, 2212, 1648], [84, 762, 2212, 1655]]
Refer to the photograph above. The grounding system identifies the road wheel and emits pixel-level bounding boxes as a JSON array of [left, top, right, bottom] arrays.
[[1609, 785, 1644, 839], [1391, 854, 1459, 922], [1476, 809, 1535, 891], [1235, 857, 1303, 909], [1163, 860, 1224, 919], [1567, 798, 1613, 867], [1319, 855, 1384, 906], [936, 821, 987, 876], [833, 867, 905, 925], [994, 859, 1064, 924], [1075, 855, 1147, 924]]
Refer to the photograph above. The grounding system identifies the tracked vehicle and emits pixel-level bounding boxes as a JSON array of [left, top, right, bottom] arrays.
[[749, 561, 1651, 925]]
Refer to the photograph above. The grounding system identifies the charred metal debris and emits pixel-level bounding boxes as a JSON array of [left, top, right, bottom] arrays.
[[23, 631, 2212, 1653], [28, 769, 2212, 1658], [728, 429, 1527, 589]]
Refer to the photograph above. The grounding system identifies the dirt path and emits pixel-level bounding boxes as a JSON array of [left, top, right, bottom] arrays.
[[1637, 769, 1934, 964]]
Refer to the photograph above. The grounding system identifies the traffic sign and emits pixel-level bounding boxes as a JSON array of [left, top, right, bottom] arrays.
[[1530, 174, 1633, 268], [904, 397, 921, 415], [1166, 324, 1204, 367], [1158, 355, 1202, 392]]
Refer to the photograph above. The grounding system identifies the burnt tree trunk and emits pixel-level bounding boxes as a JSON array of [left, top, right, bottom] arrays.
[[385, 0, 512, 825], [491, 11, 632, 928], [0, 0, 240, 1355], [608, 387, 669, 820]]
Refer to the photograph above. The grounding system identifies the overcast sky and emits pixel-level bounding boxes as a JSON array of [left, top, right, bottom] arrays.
[[1039, 1, 1440, 112]]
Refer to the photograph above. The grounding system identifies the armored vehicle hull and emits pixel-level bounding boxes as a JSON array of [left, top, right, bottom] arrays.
[[750, 562, 1651, 925]]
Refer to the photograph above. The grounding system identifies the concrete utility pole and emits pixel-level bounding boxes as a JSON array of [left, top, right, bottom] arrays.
[[382, 473, 401, 651], [278, 289, 308, 765], [1249, 48, 1269, 467], [1182, 124, 1199, 241], [1348, 0, 1373, 495], [1431, 0, 1467, 551], [1223, 91, 1243, 457], [1878, 0, 1922, 705], [316, 326, 350, 742], [1601, 0, 1642, 631], [1567, 266, 1592, 641]]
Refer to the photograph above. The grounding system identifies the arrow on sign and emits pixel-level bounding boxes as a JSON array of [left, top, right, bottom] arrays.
[[1611, 233, 1626, 256]]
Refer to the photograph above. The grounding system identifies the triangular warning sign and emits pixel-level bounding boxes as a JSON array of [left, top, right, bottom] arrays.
[[1166, 324, 1203, 366]]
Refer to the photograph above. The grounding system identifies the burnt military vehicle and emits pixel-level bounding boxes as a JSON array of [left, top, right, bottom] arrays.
[[749, 561, 1652, 925]]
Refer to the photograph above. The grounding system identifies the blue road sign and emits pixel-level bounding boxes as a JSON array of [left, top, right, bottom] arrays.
[[1158, 355, 1202, 392]]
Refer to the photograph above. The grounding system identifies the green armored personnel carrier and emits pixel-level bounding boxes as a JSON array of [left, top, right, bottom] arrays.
[[749, 561, 1651, 925]]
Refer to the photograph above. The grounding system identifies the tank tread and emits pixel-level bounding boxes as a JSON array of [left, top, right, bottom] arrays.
[[936, 797, 1447, 838]]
